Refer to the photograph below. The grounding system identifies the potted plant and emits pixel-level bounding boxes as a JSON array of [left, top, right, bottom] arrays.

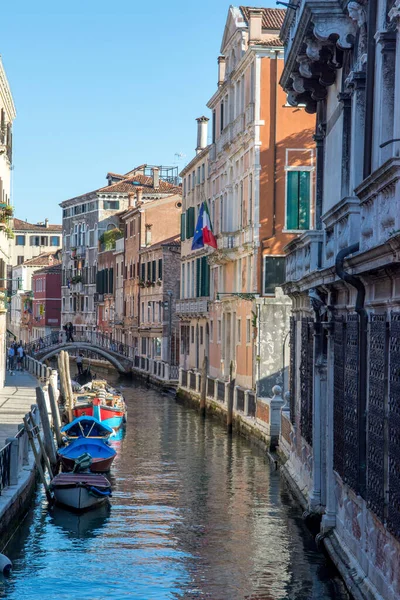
[[139, 279, 146, 288], [156, 279, 162, 286]]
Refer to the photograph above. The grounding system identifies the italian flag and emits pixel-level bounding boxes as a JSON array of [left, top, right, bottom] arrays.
[[202, 201, 217, 249]]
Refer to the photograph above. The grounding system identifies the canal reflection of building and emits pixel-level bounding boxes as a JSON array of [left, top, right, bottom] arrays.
[[50, 503, 111, 541]]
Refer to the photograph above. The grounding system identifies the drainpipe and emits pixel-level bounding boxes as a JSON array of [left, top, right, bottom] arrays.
[[335, 243, 367, 497], [363, 0, 378, 179]]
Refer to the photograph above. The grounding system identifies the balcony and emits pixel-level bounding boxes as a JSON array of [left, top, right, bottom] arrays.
[[232, 114, 244, 140], [322, 197, 360, 268], [216, 123, 232, 156], [285, 230, 323, 283], [76, 246, 86, 258], [245, 103, 254, 128], [176, 298, 209, 316], [356, 157, 400, 254], [115, 237, 124, 253]]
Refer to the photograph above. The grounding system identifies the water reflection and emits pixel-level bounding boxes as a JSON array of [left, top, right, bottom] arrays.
[[3, 379, 350, 600], [49, 503, 111, 540]]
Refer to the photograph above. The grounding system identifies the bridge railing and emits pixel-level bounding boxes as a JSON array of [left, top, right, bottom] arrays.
[[24, 332, 179, 382]]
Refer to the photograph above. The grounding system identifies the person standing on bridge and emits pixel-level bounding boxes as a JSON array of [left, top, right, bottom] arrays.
[[8, 346, 15, 371], [16, 344, 25, 371], [75, 353, 84, 375]]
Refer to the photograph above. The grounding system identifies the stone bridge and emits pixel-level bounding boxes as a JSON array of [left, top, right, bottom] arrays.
[[26, 332, 178, 382]]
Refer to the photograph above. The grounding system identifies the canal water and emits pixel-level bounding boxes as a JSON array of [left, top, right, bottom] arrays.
[[1, 378, 350, 600]]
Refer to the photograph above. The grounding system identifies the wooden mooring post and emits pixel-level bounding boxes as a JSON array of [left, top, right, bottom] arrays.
[[63, 351, 74, 423], [36, 387, 57, 466], [227, 362, 234, 434], [48, 382, 63, 448], [23, 413, 53, 502], [200, 356, 208, 418]]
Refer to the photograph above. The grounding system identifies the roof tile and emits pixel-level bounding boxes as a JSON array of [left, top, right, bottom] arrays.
[[239, 7, 286, 30]]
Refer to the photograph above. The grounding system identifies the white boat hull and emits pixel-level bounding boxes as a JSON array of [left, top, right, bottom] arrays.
[[53, 486, 107, 510]]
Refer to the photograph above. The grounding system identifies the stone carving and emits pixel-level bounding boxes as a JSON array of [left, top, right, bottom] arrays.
[[292, 73, 306, 94], [297, 54, 313, 78], [313, 15, 357, 49], [348, 1, 368, 70], [305, 37, 323, 61], [389, 0, 400, 22]]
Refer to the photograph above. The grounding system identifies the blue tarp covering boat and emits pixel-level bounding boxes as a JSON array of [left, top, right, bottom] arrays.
[[61, 416, 114, 440]]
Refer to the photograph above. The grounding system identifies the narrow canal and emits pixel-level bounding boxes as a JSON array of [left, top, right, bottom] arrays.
[[2, 378, 350, 600]]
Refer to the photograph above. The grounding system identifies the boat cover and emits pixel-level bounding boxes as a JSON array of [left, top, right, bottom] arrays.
[[61, 416, 114, 438]]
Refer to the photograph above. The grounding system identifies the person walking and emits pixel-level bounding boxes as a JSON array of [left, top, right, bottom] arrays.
[[8, 346, 15, 371], [67, 323, 74, 343], [75, 353, 84, 375], [16, 344, 24, 371]]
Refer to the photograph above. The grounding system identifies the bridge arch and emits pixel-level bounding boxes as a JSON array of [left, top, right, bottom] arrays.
[[38, 343, 129, 374]]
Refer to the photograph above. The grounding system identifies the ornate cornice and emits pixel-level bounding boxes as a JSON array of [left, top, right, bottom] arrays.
[[0, 57, 16, 121], [280, 0, 357, 114]]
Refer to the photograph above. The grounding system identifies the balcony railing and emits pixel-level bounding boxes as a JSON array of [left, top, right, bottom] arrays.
[[245, 103, 255, 127], [216, 123, 232, 156], [176, 298, 209, 315], [285, 230, 323, 283]]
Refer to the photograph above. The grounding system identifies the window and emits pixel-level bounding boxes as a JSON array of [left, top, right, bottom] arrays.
[[152, 260, 156, 282], [192, 170, 195, 188], [246, 318, 251, 344], [158, 259, 162, 280], [141, 302, 144, 322], [286, 170, 311, 230], [200, 326, 203, 345], [212, 110, 216, 143], [210, 319, 214, 342], [16, 235, 25, 246], [17, 256, 24, 265], [130, 221, 133, 237], [264, 256, 286, 295], [217, 319, 221, 343], [237, 318, 241, 344], [249, 174, 253, 224], [30, 236, 40, 246], [188, 174, 191, 190], [155, 337, 161, 357], [201, 164, 205, 183], [220, 101, 224, 132], [141, 337, 147, 355], [181, 264, 185, 298], [191, 326, 194, 344], [50, 236, 60, 246], [103, 200, 120, 210], [183, 178, 186, 196]]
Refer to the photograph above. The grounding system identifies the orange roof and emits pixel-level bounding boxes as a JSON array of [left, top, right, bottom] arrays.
[[22, 252, 61, 267], [98, 174, 181, 196], [239, 7, 285, 30], [13, 218, 62, 232]]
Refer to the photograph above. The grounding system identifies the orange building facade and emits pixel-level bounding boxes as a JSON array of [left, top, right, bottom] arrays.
[[203, 6, 315, 394]]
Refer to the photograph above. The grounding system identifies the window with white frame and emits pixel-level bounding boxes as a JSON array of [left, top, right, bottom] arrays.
[[286, 170, 311, 230], [217, 319, 222, 343]]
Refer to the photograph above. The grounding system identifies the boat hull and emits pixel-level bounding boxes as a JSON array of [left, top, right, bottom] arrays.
[[51, 473, 111, 510], [58, 438, 117, 473], [60, 455, 115, 473]]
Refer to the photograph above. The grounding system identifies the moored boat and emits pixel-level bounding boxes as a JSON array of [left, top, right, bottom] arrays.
[[72, 384, 127, 430], [61, 416, 114, 440], [58, 438, 117, 473], [50, 472, 112, 510]]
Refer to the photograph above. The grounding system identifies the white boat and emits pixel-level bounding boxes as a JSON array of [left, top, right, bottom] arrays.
[[50, 473, 112, 510]]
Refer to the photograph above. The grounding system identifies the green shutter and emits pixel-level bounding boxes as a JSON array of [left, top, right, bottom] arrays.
[[196, 257, 201, 297], [181, 214, 186, 241], [200, 256, 209, 297], [141, 263, 145, 281], [147, 262, 151, 281], [186, 207, 195, 239], [152, 260, 156, 282], [287, 171, 299, 230], [158, 259, 162, 280], [298, 171, 310, 229], [109, 268, 114, 293]]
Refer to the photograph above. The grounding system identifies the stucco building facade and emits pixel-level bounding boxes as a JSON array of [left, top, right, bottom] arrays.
[[200, 6, 315, 394]]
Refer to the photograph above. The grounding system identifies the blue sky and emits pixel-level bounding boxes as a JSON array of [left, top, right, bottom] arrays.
[[2, 0, 277, 224]]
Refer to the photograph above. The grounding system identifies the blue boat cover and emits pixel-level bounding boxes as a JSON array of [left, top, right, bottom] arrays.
[[59, 438, 116, 459], [61, 417, 114, 438]]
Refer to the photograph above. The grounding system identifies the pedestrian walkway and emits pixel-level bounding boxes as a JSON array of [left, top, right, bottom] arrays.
[[0, 370, 38, 449]]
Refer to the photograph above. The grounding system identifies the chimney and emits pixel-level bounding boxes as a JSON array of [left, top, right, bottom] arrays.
[[128, 192, 135, 208], [218, 56, 226, 86], [248, 8, 263, 42], [196, 116, 209, 154], [152, 167, 160, 190], [136, 187, 143, 204], [45, 218, 49, 228]]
